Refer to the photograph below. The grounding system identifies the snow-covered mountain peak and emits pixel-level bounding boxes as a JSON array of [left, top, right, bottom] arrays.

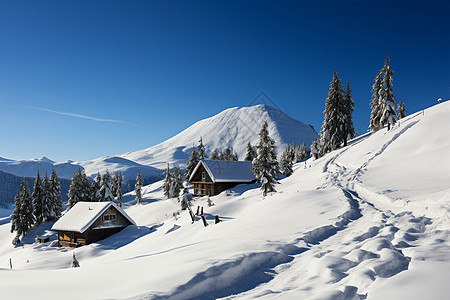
[[119, 104, 318, 169], [33, 156, 55, 164]]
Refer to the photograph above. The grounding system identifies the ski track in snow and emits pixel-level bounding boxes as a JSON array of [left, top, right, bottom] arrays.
[[220, 119, 432, 299]]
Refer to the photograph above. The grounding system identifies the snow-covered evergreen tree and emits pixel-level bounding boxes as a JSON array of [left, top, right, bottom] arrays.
[[280, 146, 294, 177], [181, 188, 192, 210], [42, 173, 52, 222], [320, 72, 346, 154], [311, 138, 323, 159], [111, 174, 118, 200], [370, 71, 383, 132], [67, 171, 81, 209], [220, 148, 238, 161], [343, 81, 355, 146], [171, 166, 183, 198], [298, 143, 310, 161], [10, 180, 34, 242], [252, 121, 279, 196], [209, 149, 220, 160], [114, 171, 123, 206], [164, 165, 183, 199], [244, 142, 257, 161], [67, 170, 90, 209], [100, 170, 113, 202], [380, 57, 397, 129], [90, 172, 102, 202], [135, 169, 143, 204], [32, 171, 44, 224], [163, 164, 171, 198], [50, 169, 62, 221], [398, 100, 407, 119], [198, 137, 205, 160], [80, 171, 91, 202], [185, 146, 200, 180]]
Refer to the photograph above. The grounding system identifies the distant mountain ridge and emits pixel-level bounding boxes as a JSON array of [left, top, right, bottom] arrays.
[[0, 157, 82, 179]]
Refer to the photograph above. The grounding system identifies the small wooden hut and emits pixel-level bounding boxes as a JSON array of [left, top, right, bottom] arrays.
[[51, 202, 136, 247], [188, 160, 255, 196]]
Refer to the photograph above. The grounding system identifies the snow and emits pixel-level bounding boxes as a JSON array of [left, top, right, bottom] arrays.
[[119, 104, 318, 169], [0, 101, 449, 299], [51, 202, 136, 233], [76, 155, 162, 180], [190, 160, 255, 182]]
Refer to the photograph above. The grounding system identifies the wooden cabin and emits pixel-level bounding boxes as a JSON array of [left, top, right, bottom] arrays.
[[51, 202, 136, 247], [189, 160, 255, 196]]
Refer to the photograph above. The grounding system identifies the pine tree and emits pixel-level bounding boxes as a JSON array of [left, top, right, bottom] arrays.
[[320, 72, 346, 153], [298, 143, 310, 161], [11, 180, 34, 242], [135, 169, 143, 204], [244, 142, 257, 161], [343, 82, 355, 146], [380, 57, 397, 129], [42, 173, 52, 222], [114, 171, 123, 207], [67, 170, 90, 209], [67, 170, 81, 209], [252, 121, 279, 196], [90, 172, 102, 202], [171, 166, 183, 198], [111, 174, 118, 201], [398, 100, 407, 119], [32, 171, 44, 224], [50, 169, 62, 221], [100, 170, 113, 201], [311, 138, 323, 159], [163, 164, 171, 198], [198, 137, 205, 160], [80, 171, 91, 202], [220, 148, 237, 161], [181, 188, 192, 210], [209, 149, 220, 160], [370, 71, 383, 132], [185, 146, 200, 180], [279, 146, 294, 177]]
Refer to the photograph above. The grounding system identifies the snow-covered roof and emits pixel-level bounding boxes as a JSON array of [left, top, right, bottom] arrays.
[[51, 202, 136, 233], [189, 160, 255, 183]]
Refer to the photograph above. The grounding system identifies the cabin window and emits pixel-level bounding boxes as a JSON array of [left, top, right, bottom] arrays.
[[104, 214, 116, 221], [202, 171, 206, 181]]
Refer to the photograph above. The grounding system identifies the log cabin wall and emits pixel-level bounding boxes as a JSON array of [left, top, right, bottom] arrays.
[[58, 230, 87, 247], [191, 163, 215, 196]]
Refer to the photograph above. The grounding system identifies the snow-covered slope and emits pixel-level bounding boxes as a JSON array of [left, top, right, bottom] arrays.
[[0, 102, 449, 300], [119, 104, 318, 169]]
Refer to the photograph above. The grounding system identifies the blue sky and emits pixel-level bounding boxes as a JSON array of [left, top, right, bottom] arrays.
[[0, 0, 448, 162]]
